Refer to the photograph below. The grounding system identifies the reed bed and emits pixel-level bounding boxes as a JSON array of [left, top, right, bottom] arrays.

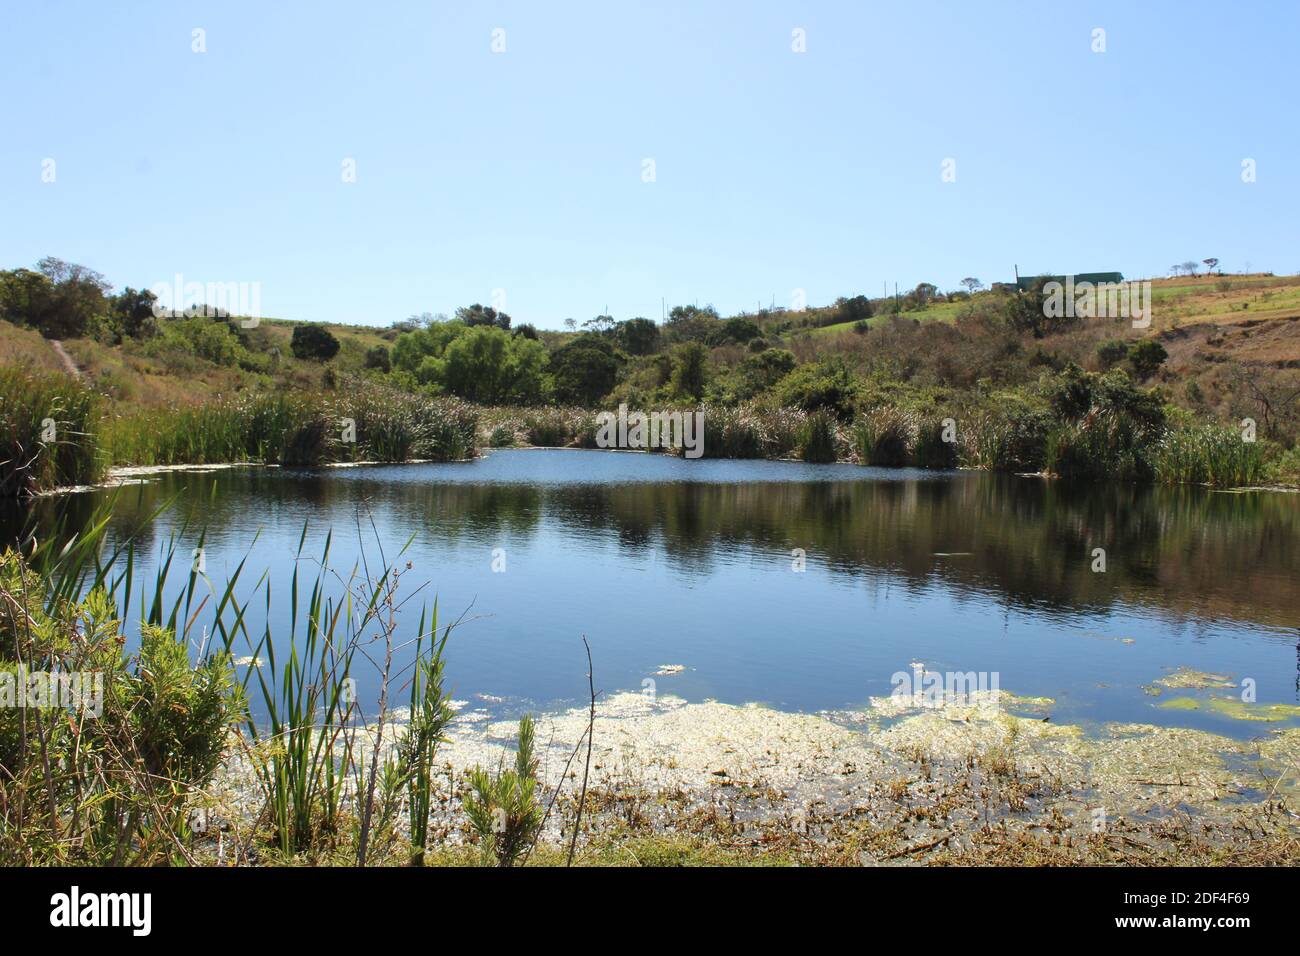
[[101, 385, 479, 468], [852, 407, 913, 467], [1152, 423, 1268, 487], [0, 365, 103, 495]]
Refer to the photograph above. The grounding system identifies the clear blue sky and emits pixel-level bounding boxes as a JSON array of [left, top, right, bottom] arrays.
[[2, 1, 1296, 329]]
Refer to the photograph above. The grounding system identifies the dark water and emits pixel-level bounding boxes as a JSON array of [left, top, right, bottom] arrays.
[[7, 449, 1299, 735]]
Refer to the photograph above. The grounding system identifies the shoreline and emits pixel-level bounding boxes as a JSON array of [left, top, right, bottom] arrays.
[[203, 687, 1300, 866], [26, 444, 1299, 499]]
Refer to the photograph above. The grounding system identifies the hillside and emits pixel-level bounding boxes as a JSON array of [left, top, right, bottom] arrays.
[[3, 266, 1300, 492]]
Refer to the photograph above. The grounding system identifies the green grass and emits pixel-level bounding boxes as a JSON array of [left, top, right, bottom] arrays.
[[809, 299, 967, 337]]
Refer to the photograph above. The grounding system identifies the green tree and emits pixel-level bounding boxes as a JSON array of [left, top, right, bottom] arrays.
[[290, 324, 341, 361], [664, 304, 719, 344], [0, 269, 55, 329], [439, 325, 547, 403], [549, 334, 622, 404], [617, 317, 660, 355], [670, 342, 709, 401], [835, 295, 873, 324], [712, 316, 762, 346], [392, 321, 466, 374], [112, 287, 159, 340], [455, 303, 511, 331]]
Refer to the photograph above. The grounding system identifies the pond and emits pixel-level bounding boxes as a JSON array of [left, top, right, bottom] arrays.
[[7, 449, 1299, 736]]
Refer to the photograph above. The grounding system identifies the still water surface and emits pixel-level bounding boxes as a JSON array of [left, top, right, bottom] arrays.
[[11, 449, 1299, 735]]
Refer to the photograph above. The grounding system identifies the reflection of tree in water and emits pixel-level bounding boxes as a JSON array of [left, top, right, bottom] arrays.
[[7, 466, 1297, 630], [535, 475, 1299, 627]]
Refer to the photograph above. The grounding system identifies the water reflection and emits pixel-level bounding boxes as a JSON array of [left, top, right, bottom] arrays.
[[3, 451, 1297, 730]]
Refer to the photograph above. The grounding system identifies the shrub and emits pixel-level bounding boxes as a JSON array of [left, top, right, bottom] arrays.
[[1096, 339, 1129, 370], [669, 342, 709, 402], [0, 550, 244, 865], [774, 359, 859, 420], [290, 324, 341, 361], [1128, 339, 1168, 377], [489, 422, 517, 447], [364, 345, 391, 371]]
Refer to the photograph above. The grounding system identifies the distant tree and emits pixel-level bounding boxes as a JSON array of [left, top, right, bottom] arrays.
[[0, 268, 55, 330], [455, 303, 511, 331], [364, 344, 391, 371], [391, 320, 466, 375], [439, 325, 545, 403], [582, 315, 616, 335], [1003, 277, 1072, 338], [960, 277, 983, 293], [712, 316, 762, 346], [664, 304, 720, 344], [549, 334, 622, 404], [834, 295, 873, 324], [912, 282, 939, 306], [616, 317, 660, 355], [669, 342, 709, 401], [1181, 260, 1199, 276], [563, 318, 577, 331], [290, 324, 341, 361], [739, 347, 796, 394], [1203, 258, 1219, 274], [7, 257, 114, 339], [512, 323, 539, 340], [112, 287, 159, 339]]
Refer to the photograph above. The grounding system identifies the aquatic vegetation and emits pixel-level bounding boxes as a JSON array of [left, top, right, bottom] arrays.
[[852, 407, 912, 466], [1152, 423, 1267, 487], [1157, 696, 1300, 722], [797, 410, 839, 463], [911, 417, 959, 469], [101, 383, 479, 468], [0, 365, 103, 495]]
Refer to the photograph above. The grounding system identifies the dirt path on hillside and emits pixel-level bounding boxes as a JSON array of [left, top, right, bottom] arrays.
[[49, 339, 82, 379]]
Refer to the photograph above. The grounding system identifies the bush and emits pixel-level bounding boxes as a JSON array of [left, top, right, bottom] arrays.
[[1128, 339, 1168, 377], [364, 345, 391, 371], [551, 335, 624, 405], [290, 324, 341, 361], [0, 551, 244, 864], [1096, 339, 1129, 370], [774, 359, 859, 420], [669, 342, 709, 402]]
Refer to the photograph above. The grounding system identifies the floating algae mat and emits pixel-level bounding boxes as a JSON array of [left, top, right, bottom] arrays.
[[1158, 696, 1300, 722]]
